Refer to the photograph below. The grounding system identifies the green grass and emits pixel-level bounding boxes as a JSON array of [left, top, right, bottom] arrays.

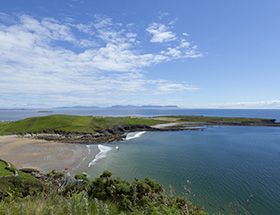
[[0, 115, 166, 135], [0, 161, 47, 199], [0, 114, 276, 136], [0, 160, 13, 177], [0, 192, 207, 215]]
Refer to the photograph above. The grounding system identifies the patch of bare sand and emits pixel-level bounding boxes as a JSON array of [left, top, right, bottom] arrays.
[[0, 135, 94, 173]]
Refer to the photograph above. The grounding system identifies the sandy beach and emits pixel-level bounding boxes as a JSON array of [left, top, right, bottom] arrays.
[[0, 135, 96, 173]]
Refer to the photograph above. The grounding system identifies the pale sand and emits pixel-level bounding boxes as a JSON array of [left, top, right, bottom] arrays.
[[0, 135, 95, 173], [152, 122, 205, 129], [151, 122, 185, 129]]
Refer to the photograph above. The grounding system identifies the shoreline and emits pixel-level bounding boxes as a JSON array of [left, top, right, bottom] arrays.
[[1, 114, 279, 145], [0, 131, 148, 174], [1, 120, 280, 173], [0, 135, 97, 173], [18, 120, 280, 145]]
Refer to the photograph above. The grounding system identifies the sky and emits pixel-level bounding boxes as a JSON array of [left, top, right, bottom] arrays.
[[0, 0, 280, 108]]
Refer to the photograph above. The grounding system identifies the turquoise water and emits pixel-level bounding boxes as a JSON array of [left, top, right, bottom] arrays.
[[88, 126, 280, 215]]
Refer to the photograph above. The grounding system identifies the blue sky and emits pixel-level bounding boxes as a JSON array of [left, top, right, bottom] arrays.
[[0, 0, 280, 108]]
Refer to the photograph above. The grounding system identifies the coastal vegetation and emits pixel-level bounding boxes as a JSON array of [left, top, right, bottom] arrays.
[[0, 159, 47, 199], [0, 115, 165, 135], [0, 114, 278, 137], [0, 159, 206, 215]]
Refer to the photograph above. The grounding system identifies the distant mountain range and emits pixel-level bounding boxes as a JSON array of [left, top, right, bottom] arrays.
[[0, 105, 179, 110], [110, 105, 179, 109], [56, 105, 179, 109]]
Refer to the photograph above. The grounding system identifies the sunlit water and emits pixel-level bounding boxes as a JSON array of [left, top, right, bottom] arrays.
[[88, 126, 280, 215]]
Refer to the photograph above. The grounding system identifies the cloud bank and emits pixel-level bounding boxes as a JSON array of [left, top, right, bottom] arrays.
[[0, 14, 201, 107], [214, 100, 280, 109]]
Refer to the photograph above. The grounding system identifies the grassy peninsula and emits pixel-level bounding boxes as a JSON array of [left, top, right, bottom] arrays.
[[0, 114, 279, 144], [0, 159, 206, 215], [0, 114, 278, 135], [0, 115, 163, 135]]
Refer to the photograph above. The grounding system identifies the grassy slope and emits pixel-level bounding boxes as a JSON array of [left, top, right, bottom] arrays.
[[0, 161, 13, 177], [0, 114, 276, 135], [0, 160, 207, 215], [0, 115, 166, 135], [0, 160, 46, 199]]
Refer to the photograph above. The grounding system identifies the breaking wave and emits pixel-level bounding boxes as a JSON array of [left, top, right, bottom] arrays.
[[125, 131, 146, 140], [88, 144, 112, 167]]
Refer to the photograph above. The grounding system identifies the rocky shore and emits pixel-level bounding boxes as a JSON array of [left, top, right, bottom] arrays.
[[21, 124, 201, 144], [19, 119, 280, 144]]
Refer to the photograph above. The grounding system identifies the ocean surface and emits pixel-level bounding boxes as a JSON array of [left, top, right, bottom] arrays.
[[1, 108, 280, 214], [88, 127, 280, 215], [0, 108, 280, 122]]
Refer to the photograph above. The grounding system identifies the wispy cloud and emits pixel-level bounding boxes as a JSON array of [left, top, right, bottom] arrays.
[[146, 22, 176, 43], [178, 100, 280, 109], [214, 100, 280, 109], [0, 14, 201, 107]]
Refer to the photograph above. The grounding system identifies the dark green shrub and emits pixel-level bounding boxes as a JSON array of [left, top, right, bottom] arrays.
[[75, 173, 89, 182], [47, 170, 65, 179]]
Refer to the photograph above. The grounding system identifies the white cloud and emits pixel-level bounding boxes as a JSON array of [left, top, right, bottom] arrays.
[[146, 22, 176, 43], [214, 100, 280, 109], [152, 80, 199, 93], [0, 14, 201, 107]]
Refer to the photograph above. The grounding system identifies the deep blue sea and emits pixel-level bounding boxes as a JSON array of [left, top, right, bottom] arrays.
[[0, 108, 279, 122], [1, 108, 280, 214]]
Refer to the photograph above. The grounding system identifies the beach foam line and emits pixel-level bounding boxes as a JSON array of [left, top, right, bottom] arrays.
[[88, 144, 112, 167], [125, 131, 146, 140], [86, 145, 91, 153]]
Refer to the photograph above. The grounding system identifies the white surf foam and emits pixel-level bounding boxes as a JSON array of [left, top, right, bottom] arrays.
[[125, 131, 146, 140], [88, 144, 112, 167], [86, 145, 91, 153]]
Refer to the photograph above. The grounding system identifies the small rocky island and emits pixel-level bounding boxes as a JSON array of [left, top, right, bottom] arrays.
[[0, 115, 279, 144]]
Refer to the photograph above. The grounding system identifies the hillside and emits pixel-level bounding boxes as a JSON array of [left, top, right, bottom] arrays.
[[0, 159, 47, 199], [0, 159, 206, 215], [0, 114, 278, 137], [0, 115, 165, 135]]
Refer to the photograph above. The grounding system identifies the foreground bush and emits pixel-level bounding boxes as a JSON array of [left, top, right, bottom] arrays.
[[0, 167, 207, 215], [0, 192, 206, 215]]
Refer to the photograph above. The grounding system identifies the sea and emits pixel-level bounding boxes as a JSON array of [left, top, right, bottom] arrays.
[[0, 107, 280, 122], [1, 108, 280, 214]]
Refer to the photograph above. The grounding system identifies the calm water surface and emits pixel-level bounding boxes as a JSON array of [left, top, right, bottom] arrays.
[[88, 126, 280, 215], [0, 108, 280, 121]]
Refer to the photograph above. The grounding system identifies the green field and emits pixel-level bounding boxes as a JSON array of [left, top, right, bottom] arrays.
[[0, 114, 277, 136], [0, 115, 166, 135]]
